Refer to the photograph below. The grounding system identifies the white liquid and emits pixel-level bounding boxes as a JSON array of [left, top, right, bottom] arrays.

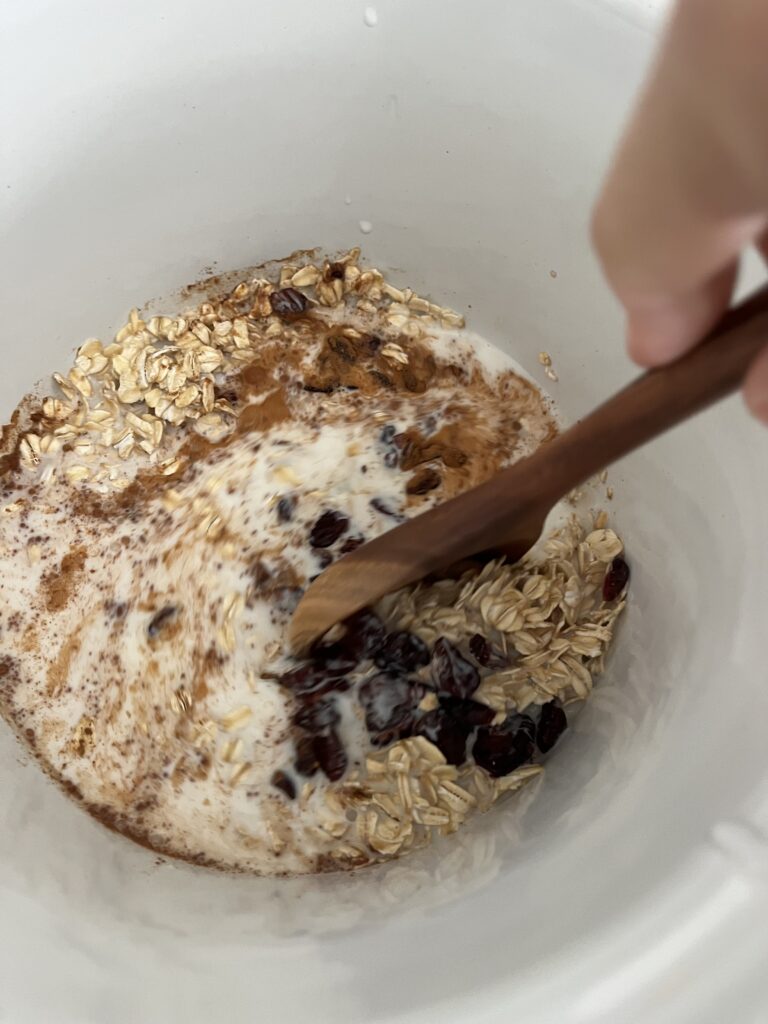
[[0, 321, 557, 875]]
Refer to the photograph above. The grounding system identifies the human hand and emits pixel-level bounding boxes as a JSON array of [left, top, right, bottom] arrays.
[[591, 0, 768, 424]]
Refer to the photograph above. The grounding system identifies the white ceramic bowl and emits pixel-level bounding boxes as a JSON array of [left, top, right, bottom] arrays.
[[2, 2, 767, 1021]]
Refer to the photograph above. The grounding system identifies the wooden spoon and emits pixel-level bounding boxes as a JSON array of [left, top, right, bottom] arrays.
[[289, 285, 768, 653]]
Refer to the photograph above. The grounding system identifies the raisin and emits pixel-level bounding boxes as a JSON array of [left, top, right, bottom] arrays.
[[329, 262, 346, 280], [439, 696, 495, 727], [403, 369, 426, 393], [399, 437, 438, 471], [309, 510, 349, 547], [271, 770, 296, 799], [292, 700, 340, 733], [147, 605, 177, 638], [277, 495, 297, 522], [270, 287, 310, 319], [432, 638, 480, 698], [380, 425, 396, 444], [375, 631, 430, 673], [406, 467, 441, 495], [277, 659, 353, 698], [467, 633, 508, 669], [416, 709, 472, 765], [536, 701, 568, 753], [339, 608, 386, 660], [358, 673, 422, 742], [603, 556, 630, 601], [328, 336, 356, 363], [313, 731, 347, 781], [468, 633, 491, 666], [383, 449, 400, 468], [340, 535, 364, 554], [472, 715, 536, 777], [310, 642, 359, 677], [278, 663, 322, 691], [294, 735, 319, 776], [369, 369, 392, 389]]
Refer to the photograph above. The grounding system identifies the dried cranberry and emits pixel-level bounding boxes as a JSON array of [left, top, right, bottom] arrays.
[[468, 633, 491, 666], [309, 510, 349, 548], [340, 535, 364, 554], [339, 608, 386, 660], [292, 699, 340, 733], [270, 287, 310, 319], [375, 631, 430, 673], [432, 638, 480, 698], [271, 770, 296, 799], [472, 715, 536, 777], [370, 497, 405, 520], [147, 605, 178, 638], [359, 673, 422, 743], [294, 735, 319, 776], [416, 709, 472, 765], [313, 731, 347, 781], [277, 495, 297, 522], [603, 556, 630, 601], [536, 701, 568, 753], [439, 696, 495, 727]]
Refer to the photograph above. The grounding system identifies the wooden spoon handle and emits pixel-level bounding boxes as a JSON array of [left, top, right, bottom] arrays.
[[524, 282, 768, 506], [288, 285, 768, 652]]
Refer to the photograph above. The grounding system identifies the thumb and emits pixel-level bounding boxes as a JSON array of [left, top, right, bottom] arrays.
[[624, 263, 739, 368]]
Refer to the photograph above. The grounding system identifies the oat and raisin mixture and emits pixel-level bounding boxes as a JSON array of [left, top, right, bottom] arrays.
[[0, 250, 628, 874]]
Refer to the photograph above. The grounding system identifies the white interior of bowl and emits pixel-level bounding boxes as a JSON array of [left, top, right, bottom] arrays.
[[2, 1, 767, 1022]]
